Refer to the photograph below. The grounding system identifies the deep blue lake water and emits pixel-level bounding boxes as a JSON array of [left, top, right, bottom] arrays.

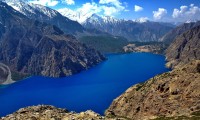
[[0, 53, 170, 117]]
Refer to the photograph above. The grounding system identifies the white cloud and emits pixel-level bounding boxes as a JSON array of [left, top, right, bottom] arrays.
[[153, 8, 167, 20], [77, 2, 101, 16], [134, 5, 143, 12], [99, 0, 125, 15], [58, 0, 127, 23], [172, 6, 188, 18], [101, 6, 118, 16], [172, 4, 200, 22], [99, 0, 123, 8], [62, 0, 75, 5], [29, 0, 59, 6]]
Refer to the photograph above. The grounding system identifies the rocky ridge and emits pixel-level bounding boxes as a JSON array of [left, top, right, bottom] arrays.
[[0, 105, 105, 120], [161, 21, 200, 44], [106, 60, 200, 120], [165, 25, 200, 69]]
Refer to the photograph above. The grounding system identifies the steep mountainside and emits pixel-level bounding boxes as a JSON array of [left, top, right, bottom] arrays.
[[165, 25, 200, 69], [161, 21, 200, 44], [0, 2, 105, 82], [106, 60, 200, 120], [82, 14, 174, 42], [2, 0, 84, 34]]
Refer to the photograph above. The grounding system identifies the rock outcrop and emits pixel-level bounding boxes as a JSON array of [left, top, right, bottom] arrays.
[[0, 63, 14, 84], [0, 2, 105, 81], [165, 25, 200, 69], [105, 60, 200, 120], [0, 105, 105, 120]]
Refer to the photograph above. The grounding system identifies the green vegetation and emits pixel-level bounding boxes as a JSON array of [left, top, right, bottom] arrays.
[[79, 36, 129, 53]]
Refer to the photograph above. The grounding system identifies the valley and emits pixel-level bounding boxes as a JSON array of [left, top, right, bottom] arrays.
[[0, 0, 199, 120]]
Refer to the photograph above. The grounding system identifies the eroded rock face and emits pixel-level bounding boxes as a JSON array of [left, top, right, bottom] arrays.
[[0, 63, 12, 84], [105, 60, 200, 120], [0, 2, 105, 80], [0, 105, 105, 120], [165, 25, 200, 69]]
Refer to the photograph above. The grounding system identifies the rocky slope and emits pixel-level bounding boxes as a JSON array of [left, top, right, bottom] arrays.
[[3, 0, 84, 34], [0, 2, 105, 82], [106, 60, 200, 120], [82, 14, 174, 42], [0, 63, 14, 84], [165, 25, 200, 69], [161, 21, 200, 44], [0, 105, 105, 120]]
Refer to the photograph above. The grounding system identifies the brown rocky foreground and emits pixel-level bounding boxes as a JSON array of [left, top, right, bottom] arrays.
[[105, 60, 200, 120]]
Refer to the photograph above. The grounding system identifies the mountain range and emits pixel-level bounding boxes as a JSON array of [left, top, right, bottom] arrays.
[[82, 14, 174, 42], [1, 0, 177, 50], [3, 0, 84, 34], [0, 1, 105, 84]]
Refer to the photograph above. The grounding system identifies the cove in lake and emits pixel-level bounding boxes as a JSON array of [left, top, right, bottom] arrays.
[[0, 53, 170, 117]]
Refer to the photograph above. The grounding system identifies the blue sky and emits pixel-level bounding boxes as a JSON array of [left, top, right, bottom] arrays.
[[28, 0, 200, 22]]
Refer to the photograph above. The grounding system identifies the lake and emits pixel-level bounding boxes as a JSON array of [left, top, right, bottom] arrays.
[[0, 53, 170, 117]]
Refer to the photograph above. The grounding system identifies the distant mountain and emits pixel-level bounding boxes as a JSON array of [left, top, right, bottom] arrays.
[[2, 0, 84, 34], [57, 8, 93, 24], [82, 14, 174, 42], [160, 21, 200, 44], [165, 25, 200, 68], [0, 1, 105, 84]]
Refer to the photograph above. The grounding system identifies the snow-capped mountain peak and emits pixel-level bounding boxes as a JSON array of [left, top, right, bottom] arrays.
[[58, 8, 94, 23], [3, 0, 58, 18], [133, 17, 149, 23], [185, 19, 198, 23], [83, 13, 122, 25]]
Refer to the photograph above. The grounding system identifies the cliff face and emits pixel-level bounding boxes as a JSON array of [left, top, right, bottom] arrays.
[[165, 25, 200, 69], [0, 63, 14, 84], [0, 2, 105, 80], [105, 60, 200, 120]]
